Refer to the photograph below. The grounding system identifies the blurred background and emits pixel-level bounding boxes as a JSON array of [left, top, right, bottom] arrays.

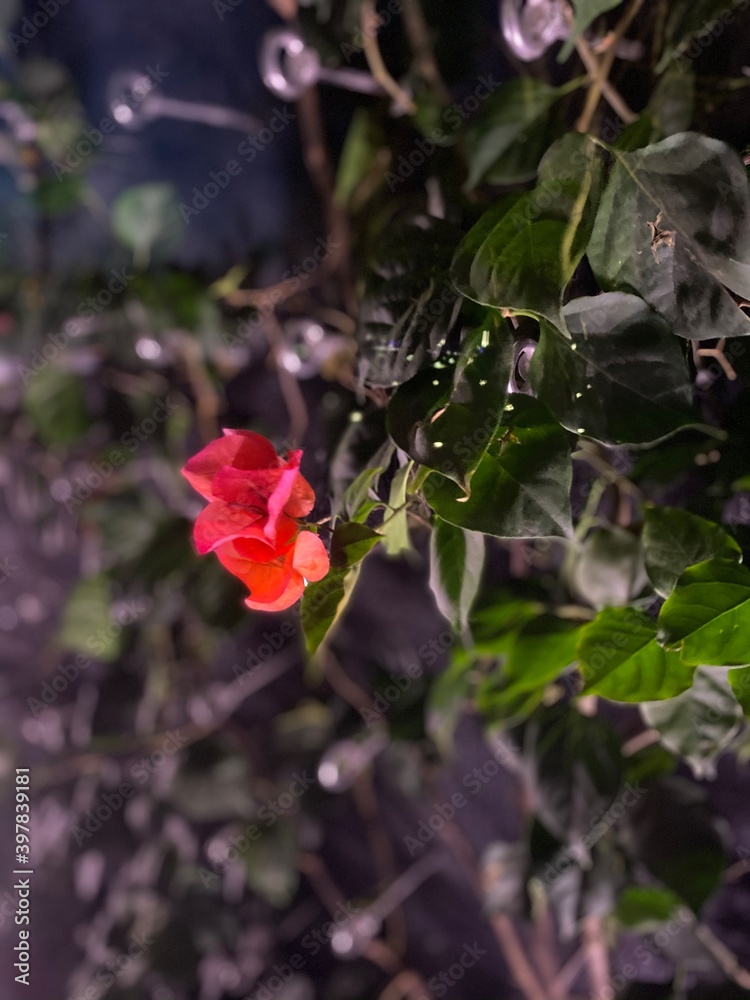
[[0, 1, 749, 998]]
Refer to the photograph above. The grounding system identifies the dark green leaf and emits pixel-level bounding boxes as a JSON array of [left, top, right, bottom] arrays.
[[588, 132, 750, 340], [530, 293, 695, 446], [112, 182, 184, 266], [452, 133, 603, 328], [23, 366, 89, 447], [577, 608, 694, 702], [58, 575, 122, 662], [429, 518, 485, 632], [657, 0, 748, 72], [425, 394, 574, 539], [357, 217, 464, 386], [623, 775, 726, 912], [527, 703, 623, 849], [729, 665, 750, 718], [463, 77, 572, 190], [642, 505, 742, 598], [641, 668, 743, 778], [387, 320, 514, 490], [657, 559, 750, 666]]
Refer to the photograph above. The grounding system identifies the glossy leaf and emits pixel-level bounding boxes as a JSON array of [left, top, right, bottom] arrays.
[[642, 505, 742, 598], [657, 559, 750, 666], [357, 217, 464, 386], [530, 293, 695, 445], [387, 321, 514, 490], [452, 133, 603, 328], [588, 132, 750, 340], [577, 608, 694, 702], [429, 518, 485, 632], [425, 394, 574, 539], [570, 527, 647, 610]]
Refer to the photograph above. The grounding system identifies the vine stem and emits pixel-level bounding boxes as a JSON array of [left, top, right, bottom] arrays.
[[575, 0, 646, 133], [361, 0, 416, 114], [407, 465, 432, 495]]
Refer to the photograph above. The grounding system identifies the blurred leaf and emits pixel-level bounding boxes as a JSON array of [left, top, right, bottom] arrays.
[[23, 366, 88, 446], [642, 506, 741, 598], [570, 527, 646, 610], [641, 668, 743, 778], [381, 460, 412, 557], [729, 666, 750, 718], [427, 655, 476, 756], [58, 574, 121, 662], [648, 66, 695, 138], [112, 182, 184, 267], [429, 518, 485, 633], [481, 841, 529, 916], [244, 821, 299, 908], [452, 133, 603, 329], [425, 394, 574, 539], [275, 700, 334, 754], [588, 132, 750, 340], [334, 107, 383, 207], [527, 703, 623, 849], [529, 293, 695, 446], [577, 608, 694, 702], [657, 0, 748, 71], [657, 559, 750, 666], [463, 77, 576, 189], [615, 885, 684, 931]]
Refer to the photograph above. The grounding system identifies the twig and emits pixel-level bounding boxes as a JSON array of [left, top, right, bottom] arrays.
[[582, 915, 610, 997], [400, 0, 452, 106], [175, 332, 221, 443], [573, 36, 636, 125], [361, 0, 417, 114], [575, 0, 646, 133], [378, 970, 434, 1000], [263, 312, 309, 446], [491, 914, 549, 1000]]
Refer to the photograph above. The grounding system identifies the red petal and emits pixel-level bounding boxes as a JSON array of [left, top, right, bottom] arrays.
[[182, 430, 278, 499], [292, 531, 329, 582], [245, 574, 305, 612], [193, 502, 265, 554], [215, 541, 295, 604]]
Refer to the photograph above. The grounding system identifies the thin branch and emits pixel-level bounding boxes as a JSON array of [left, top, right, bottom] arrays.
[[400, 0, 452, 106], [582, 915, 610, 998], [491, 914, 550, 1000], [361, 0, 416, 114], [573, 35, 636, 125]]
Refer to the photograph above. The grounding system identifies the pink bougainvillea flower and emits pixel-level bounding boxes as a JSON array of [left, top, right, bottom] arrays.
[[182, 429, 328, 611]]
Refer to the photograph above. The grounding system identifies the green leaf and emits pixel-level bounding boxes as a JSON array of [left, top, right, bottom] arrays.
[[615, 886, 684, 931], [58, 575, 122, 662], [301, 523, 381, 654], [647, 66, 695, 140], [559, 0, 624, 61], [381, 460, 412, 557], [623, 774, 725, 912], [357, 216, 464, 386], [641, 668, 743, 778], [425, 394, 574, 539], [530, 293, 695, 446], [23, 366, 89, 447], [481, 615, 581, 724], [244, 821, 299, 908], [577, 608, 694, 702], [588, 132, 750, 340], [642, 506, 742, 598], [527, 703, 623, 849], [111, 182, 184, 267], [429, 518, 485, 633], [578, 608, 693, 702], [570, 527, 646, 610], [729, 665, 750, 718], [340, 466, 384, 521], [463, 77, 572, 190], [386, 320, 514, 490], [452, 133, 603, 329], [334, 107, 382, 207], [427, 655, 476, 756], [657, 559, 750, 666]]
